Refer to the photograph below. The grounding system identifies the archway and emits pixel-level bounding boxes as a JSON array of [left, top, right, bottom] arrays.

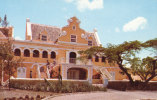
[[42, 51, 48, 58], [14, 48, 21, 56], [17, 67, 26, 78], [69, 52, 76, 63], [24, 49, 30, 57], [67, 68, 87, 80], [33, 50, 39, 57]]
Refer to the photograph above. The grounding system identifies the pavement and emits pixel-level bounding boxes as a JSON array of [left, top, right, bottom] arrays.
[[44, 89, 157, 100]]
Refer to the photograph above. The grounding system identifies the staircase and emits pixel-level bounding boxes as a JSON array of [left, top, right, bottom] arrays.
[[94, 66, 113, 80], [2, 79, 9, 87], [100, 68, 113, 80]]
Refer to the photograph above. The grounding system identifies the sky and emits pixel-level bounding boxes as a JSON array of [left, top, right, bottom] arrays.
[[1, 0, 157, 46]]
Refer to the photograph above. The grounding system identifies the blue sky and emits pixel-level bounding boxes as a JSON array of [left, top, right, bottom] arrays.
[[1, 0, 157, 46]]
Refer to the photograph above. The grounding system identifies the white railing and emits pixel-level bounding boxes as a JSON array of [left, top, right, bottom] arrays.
[[100, 68, 113, 80], [2, 79, 9, 86], [69, 58, 76, 64], [46, 66, 50, 79], [94, 66, 113, 80]]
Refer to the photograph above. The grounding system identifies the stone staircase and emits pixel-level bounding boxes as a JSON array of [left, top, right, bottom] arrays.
[[94, 66, 113, 80], [2, 79, 9, 87]]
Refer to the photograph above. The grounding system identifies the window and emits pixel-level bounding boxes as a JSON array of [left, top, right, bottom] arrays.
[[72, 25, 76, 30], [71, 35, 76, 42], [33, 50, 39, 57], [41, 35, 47, 41], [24, 49, 30, 57], [14, 49, 21, 56], [69, 52, 76, 63], [88, 41, 92, 46], [95, 56, 99, 62], [51, 51, 56, 59], [42, 51, 48, 58], [102, 56, 106, 62]]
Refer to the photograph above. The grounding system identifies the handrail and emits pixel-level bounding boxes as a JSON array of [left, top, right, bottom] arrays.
[[94, 66, 113, 80], [2, 79, 9, 86]]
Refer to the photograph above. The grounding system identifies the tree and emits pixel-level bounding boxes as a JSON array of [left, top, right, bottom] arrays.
[[144, 38, 157, 57], [79, 40, 143, 85], [0, 39, 23, 90], [78, 46, 106, 65], [1, 15, 9, 27], [129, 57, 157, 83]]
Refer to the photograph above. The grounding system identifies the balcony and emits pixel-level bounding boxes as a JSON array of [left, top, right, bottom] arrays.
[[69, 58, 76, 64]]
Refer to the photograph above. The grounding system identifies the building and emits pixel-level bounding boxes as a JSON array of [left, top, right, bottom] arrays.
[[0, 17, 126, 84]]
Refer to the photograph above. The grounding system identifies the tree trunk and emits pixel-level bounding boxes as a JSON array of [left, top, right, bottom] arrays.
[[117, 55, 134, 85], [9, 70, 10, 91], [118, 63, 134, 85], [145, 60, 157, 83], [1, 63, 4, 85], [145, 75, 156, 83]]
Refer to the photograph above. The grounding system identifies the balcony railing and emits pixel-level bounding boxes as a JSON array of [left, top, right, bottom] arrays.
[[69, 58, 76, 64]]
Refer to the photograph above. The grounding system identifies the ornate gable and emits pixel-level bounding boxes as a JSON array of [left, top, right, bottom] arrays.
[[58, 17, 100, 46]]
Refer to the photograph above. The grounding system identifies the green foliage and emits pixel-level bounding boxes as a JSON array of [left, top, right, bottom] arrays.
[[78, 40, 157, 84], [0, 40, 23, 75], [108, 81, 157, 91], [0, 39, 24, 89], [144, 38, 157, 48], [78, 40, 143, 85], [78, 46, 106, 57], [129, 57, 157, 82]]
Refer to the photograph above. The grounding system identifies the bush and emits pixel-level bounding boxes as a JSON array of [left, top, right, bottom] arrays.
[[10, 79, 106, 93], [107, 80, 157, 91]]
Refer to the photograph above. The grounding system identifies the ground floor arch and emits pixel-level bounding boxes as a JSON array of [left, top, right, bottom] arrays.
[[67, 68, 88, 80], [17, 67, 26, 78]]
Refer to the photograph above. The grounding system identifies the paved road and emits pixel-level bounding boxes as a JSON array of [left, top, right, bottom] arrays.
[[44, 89, 157, 100]]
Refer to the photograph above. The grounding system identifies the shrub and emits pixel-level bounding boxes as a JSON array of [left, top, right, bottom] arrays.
[[107, 80, 157, 91], [10, 79, 106, 93]]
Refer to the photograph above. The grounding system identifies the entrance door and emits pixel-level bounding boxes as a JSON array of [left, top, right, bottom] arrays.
[[68, 70, 79, 79], [67, 68, 87, 80], [17, 67, 26, 78]]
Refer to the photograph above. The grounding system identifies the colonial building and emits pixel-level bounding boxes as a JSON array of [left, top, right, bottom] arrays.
[[0, 17, 126, 84]]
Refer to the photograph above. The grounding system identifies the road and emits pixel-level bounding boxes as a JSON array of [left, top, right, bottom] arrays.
[[44, 89, 157, 100]]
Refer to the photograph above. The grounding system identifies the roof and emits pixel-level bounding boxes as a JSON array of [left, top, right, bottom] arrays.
[[0, 27, 9, 37], [0, 31, 6, 38], [26, 21, 61, 42]]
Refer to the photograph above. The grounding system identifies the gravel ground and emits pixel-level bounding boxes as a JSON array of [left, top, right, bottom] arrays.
[[0, 86, 60, 100], [44, 89, 157, 100], [1, 86, 157, 100]]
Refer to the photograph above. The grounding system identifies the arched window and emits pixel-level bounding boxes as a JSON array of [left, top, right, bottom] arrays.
[[102, 56, 106, 62], [42, 51, 48, 58], [17, 67, 26, 78], [69, 52, 76, 63], [14, 48, 21, 56], [24, 49, 30, 57], [33, 50, 39, 58], [95, 56, 99, 62], [51, 51, 56, 59]]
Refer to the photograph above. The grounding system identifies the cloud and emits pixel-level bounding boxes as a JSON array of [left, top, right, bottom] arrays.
[[115, 27, 120, 32], [64, 0, 103, 12], [77, 0, 103, 11], [15, 36, 23, 40], [123, 17, 147, 32], [65, 0, 74, 3]]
